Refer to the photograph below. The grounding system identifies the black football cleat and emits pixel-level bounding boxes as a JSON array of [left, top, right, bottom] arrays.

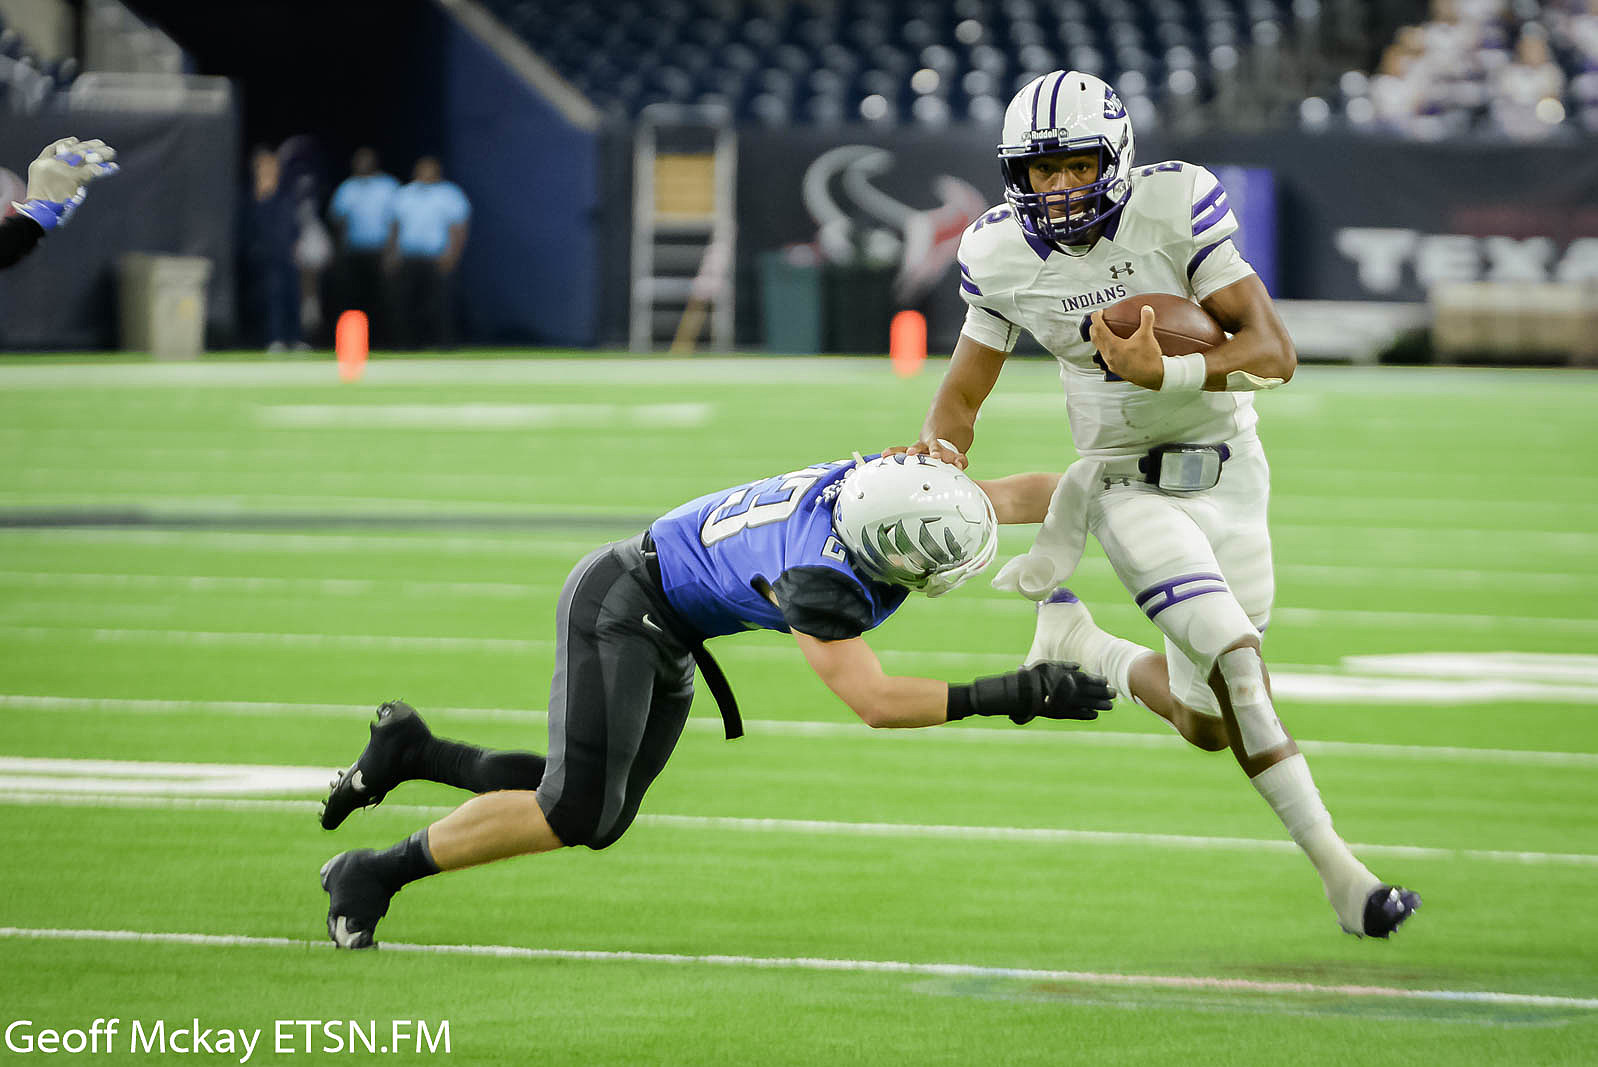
[[320, 850, 393, 950], [1360, 884, 1422, 939], [320, 700, 432, 830]]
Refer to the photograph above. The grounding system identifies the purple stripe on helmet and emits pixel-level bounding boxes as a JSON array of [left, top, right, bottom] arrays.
[[1135, 572, 1230, 620], [1191, 183, 1226, 218], [960, 277, 982, 295], [1031, 75, 1046, 130], [1187, 238, 1229, 278], [1049, 71, 1066, 127], [1192, 205, 1232, 238]]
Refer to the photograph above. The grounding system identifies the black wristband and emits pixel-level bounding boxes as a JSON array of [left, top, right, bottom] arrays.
[[944, 669, 1042, 725], [945, 683, 975, 722]]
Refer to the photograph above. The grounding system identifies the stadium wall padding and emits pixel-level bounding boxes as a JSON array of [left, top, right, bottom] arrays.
[[0, 111, 239, 350], [730, 128, 1598, 353], [432, 2, 599, 347]]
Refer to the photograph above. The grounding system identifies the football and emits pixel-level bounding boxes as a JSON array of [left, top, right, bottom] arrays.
[[1099, 292, 1226, 354]]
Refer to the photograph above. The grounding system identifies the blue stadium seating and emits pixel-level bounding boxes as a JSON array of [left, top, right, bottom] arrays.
[[479, 0, 1320, 126]]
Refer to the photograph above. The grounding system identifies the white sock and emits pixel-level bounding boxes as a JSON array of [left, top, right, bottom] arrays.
[[1251, 753, 1380, 932], [1025, 594, 1153, 708]]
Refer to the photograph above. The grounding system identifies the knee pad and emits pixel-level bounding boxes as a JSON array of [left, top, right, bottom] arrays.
[[1141, 577, 1256, 668], [1217, 645, 1287, 758]]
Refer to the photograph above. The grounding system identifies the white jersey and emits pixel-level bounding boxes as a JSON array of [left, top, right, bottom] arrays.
[[957, 162, 1259, 458]]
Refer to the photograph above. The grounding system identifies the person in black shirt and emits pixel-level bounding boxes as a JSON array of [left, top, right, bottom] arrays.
[[1, 137, 118, 270]]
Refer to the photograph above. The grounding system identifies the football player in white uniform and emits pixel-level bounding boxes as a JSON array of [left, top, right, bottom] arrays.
[[902, 70, 1420, 939]]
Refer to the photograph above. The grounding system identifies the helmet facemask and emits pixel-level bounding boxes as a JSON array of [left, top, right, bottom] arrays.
[[997, 71, 1135, 252]]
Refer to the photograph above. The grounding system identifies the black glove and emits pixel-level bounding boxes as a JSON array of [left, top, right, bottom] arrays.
[[946, 662, 1113, 725]]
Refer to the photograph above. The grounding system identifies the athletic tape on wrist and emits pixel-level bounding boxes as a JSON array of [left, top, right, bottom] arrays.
[[1159, 352, 1207, 393]]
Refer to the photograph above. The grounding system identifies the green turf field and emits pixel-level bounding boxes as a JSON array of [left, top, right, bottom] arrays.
[[2, 356, 1595, 1065]]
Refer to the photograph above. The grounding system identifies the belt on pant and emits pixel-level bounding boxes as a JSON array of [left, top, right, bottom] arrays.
[[639, 530, 744, 741]]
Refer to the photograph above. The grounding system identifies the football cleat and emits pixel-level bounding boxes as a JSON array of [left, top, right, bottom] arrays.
[[320, 850, 393, 950], [320, 700, 432, 830], [1024, 587, 1091, 667], [1357, 884, 1422, 939]]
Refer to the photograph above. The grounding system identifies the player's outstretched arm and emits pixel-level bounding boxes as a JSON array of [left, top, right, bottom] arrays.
[[793, 630, 1111, 729], [973, 472, 1062, 525], [901, 333, 1009, 468]]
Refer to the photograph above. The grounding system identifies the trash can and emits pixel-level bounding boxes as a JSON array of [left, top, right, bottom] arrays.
[[822, 262, 895, 354], [119, 254, 212, 359], [760, 249, 823, 354]]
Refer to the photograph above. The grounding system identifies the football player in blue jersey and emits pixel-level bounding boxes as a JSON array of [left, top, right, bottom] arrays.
[[317, 453, 1112, 949], [1, 138, 118, 270]]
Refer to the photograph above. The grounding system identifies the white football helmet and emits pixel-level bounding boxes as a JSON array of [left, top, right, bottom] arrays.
[[998, 70, 1135, 250], [832, 454, 998, 597]]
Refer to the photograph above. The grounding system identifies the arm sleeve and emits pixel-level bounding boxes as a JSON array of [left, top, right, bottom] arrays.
[[772, 566, 879, 641], [0, 214, 45, 271], [1186, 167, 1255, 302]]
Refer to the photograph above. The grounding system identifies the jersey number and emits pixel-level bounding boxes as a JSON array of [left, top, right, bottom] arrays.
[[700, 470, 819, 547]]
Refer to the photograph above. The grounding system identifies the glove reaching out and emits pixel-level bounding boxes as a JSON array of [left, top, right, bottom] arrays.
[[946, 662, 1114, 725], [990, 551, 1069, 602], [13, 137, 119, 232]]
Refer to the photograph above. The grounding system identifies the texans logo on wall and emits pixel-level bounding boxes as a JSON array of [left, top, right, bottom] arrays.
[[797, 144, 986, 307]]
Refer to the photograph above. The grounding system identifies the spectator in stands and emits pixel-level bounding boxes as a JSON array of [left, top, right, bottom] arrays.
[[385, 156, 470, 350], [242, 145, 302, 352], [1490, 28, 1568, 136], [328, 146, 397, 345]]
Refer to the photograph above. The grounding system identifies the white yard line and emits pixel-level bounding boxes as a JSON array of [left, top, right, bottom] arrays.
[[0, 924, 1588, 1011], [0, 570, 546, 599], [9, 623, 1598, 695], [959, 597, 1598, 636], [0, 625, 549, 654], [3, 694, 1596, 766], [0, 528, 602, 554], [0, 357, 906, 389], [5, 562, 1597, 599], [257, 402, 712, 429], [0, 789, 1592, 868], [0, 925, 1592, 1011]]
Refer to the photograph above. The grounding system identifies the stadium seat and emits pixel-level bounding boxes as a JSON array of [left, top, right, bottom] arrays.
[[476, 0, 1556, 134]]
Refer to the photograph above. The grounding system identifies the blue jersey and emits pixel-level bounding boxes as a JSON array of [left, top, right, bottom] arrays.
[[649, 459, 909, 641]]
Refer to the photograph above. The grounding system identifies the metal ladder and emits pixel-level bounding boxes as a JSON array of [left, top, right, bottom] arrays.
[[629, 104, 737, 353]]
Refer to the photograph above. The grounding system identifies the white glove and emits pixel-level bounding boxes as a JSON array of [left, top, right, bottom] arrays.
[[990, 551, 1069, 601], [14, 137, 120, 231], [989, 457, 1101, 601]]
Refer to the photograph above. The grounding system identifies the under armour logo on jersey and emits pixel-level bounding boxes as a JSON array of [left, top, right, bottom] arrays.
[[1108, 262, 1134, 279]]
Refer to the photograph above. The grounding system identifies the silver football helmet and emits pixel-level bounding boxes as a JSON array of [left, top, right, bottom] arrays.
[[833, 454, 998, 597]]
